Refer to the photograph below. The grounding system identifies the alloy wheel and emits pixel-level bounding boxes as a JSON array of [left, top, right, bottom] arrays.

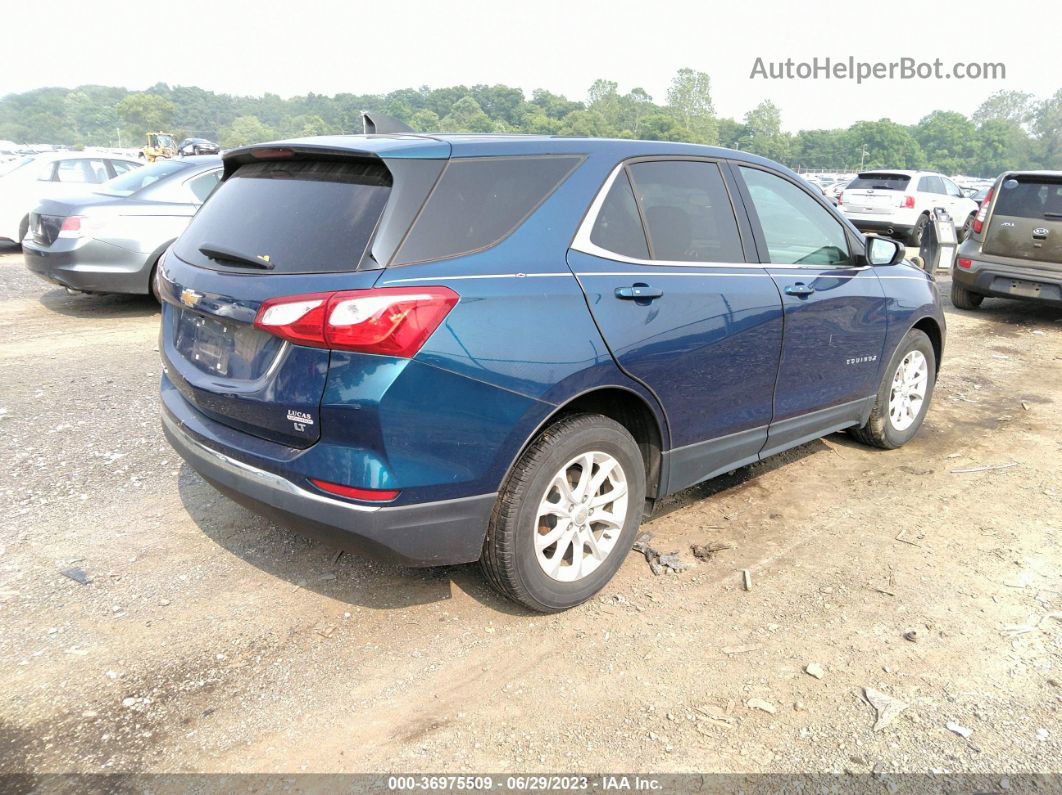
[[533, 451, 629, 582], [888, 350, 928, 431]]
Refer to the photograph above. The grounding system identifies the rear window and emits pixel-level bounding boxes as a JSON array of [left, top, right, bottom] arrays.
[[174, 159, 391, 274], [102, 159, 187, 197], [392, 155, 582, 265], [994, 176, 1062, 219], [847, 173, 911, 191]]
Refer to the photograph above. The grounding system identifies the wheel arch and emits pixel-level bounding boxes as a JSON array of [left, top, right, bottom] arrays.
[[910, 315, 943, 372], [501, 386, 668, 515]]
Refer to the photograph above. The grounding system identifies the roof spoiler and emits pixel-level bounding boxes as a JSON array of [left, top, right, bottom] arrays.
[[361, 111, 414, 135]]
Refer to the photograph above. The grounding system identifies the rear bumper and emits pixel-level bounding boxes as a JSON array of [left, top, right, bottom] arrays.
[[953, 258, 1062, 306], [23, 239, 151, 294], [161, 395, 495, 567], [845, 217, 914, 237]]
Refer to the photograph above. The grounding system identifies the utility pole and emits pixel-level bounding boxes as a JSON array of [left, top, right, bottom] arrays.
[[116, 127, 122, 148], [859, 144, 869, 170]]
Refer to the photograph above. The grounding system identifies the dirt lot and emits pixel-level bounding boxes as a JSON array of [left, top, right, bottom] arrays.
[[1, 249, 1060, 777]]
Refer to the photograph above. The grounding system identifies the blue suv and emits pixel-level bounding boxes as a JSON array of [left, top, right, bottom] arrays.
[[159, 135, 945, 612]]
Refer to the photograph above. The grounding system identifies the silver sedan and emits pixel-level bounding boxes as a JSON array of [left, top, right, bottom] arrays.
[[22, 156, 222, 298]]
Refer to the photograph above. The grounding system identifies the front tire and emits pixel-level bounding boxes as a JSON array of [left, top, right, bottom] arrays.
[[17, 215, 29, 246], [958, 212, 975, 242], [950, 280, 984, 310], [481, 413, 646, 612], [850, 329, 936, 450]]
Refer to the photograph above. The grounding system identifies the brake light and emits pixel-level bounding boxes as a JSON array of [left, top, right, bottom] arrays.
[[57, 216, 82, 239], [901, 195, 916, 209], [254, 287, 459, 357], [957, 258, 972, 269], [250, 148, 294, 159], [309, 478, 399, 502], [972, 187, 994, 234]]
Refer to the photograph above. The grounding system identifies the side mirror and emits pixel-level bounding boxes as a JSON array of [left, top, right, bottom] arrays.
[[864, 234, 904, 266]]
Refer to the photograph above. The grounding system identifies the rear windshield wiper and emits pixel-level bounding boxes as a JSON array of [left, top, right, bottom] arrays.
[[1044, 211, 1062, 218], [198, 243, 276, 270]]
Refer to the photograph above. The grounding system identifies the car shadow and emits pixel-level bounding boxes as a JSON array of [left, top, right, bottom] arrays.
[[38, 287, 158, 319], [175, 464, 535, 616]]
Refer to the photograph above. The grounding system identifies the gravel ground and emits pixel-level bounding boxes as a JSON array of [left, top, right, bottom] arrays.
[[0, 249, 1059, 778]]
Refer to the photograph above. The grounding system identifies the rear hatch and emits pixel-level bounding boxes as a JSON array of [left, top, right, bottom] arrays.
[[983, 174, 1062, 267], [842, 172, 911, 213], [161, 152, 415, 447]]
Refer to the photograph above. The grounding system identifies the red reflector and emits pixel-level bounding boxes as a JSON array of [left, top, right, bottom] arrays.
[[309, 479, 399, 502], [250, 148, 294, 159], [902, 195, 916, 209], [957, 258, 972, 269], [60, 216, 81, 231], [255, 287, 459, 357]]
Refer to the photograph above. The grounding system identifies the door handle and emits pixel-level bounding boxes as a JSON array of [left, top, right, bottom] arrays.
[[784, 283, 815, 297], [615, 285, 663, 300]]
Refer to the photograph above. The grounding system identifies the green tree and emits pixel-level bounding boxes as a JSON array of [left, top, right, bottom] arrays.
[[738, 101, 791, 162], [219, 115, 274, 148], [913, 111, 978, 173], [1031, 88, 1062, 169], [439, 96, 494, 132], [116, 93, 176, 139], [846, 119, 925, 170], [973, 90, 1035, 127], [666, 68, 717, 143]]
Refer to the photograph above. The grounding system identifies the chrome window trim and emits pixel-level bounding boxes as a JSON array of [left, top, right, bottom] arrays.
[[571, 161, 871, 271]]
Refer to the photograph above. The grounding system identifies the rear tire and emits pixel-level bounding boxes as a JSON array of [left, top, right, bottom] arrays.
[[950, 281, 984, 310], [907, 214, 929, 247], [481, 413, 646, 612], [850, 329, 936, 450]]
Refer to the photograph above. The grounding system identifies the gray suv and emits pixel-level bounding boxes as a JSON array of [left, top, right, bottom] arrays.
[[952, 171, 1062, 309]]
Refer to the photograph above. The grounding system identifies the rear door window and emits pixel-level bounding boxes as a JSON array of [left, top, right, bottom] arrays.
[[56, 159, 108, 184], [393, 155, 582, 265], [174, 158, 391, 274], [993, 176, 1062, 219], [589, 169, 650, 259], [848, 173, 911, 191], [626, 160, 743, 262]]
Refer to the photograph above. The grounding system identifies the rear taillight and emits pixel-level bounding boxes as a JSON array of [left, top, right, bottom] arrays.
[[972, 187, 994, 235], [57, 215, 108, 240], [254, 287, 459, 357], [901, 195, 916, 209], [957, 258, 973, 269], [57, 216, 83, 239]]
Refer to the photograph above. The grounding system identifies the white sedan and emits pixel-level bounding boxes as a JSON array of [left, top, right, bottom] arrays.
[[0, 152, 141, 245]]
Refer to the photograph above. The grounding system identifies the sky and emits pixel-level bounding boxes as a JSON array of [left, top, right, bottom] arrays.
[[3, 0, 1058, 131]]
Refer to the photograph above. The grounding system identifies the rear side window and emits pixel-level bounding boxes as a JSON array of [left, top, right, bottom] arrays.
[[918, 175, 945, 194], [393, 156, 581, 265], [590, 170, 649, 259], [187, 169, 221, 202], [994, 176, 1062, 219], [627, 160, 743, 262], [102, 159, 188, 197], [848, 173, 910, 191], [175, 159, 391, 274]]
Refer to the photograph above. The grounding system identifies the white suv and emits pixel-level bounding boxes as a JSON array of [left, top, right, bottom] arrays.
[[840, 170, 979, 246]]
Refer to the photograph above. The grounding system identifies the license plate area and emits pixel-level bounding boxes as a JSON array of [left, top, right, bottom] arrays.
[[172, 307, 282, 381], [1004, 278, 1042, 298]]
